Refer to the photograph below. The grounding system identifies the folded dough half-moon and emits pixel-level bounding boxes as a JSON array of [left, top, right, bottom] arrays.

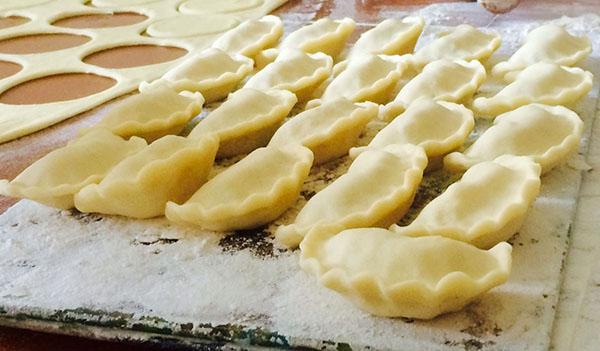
[[245, 49, 333, 101], [74, 135, 218, 219], [350, 100, 474, 162], [187, 88, 297, 158], [140, 48, 253, 103], [279, 17, 356, 59], [492, 24, 592, 82], [444, 104, 583, 174], [0, 130, 147, 209], [83, 85, 204, 142], [319, 54, 407, 104], [269, 98, 378, 164], [165, 145, 314, 231], [275, 144, 427, 248], [411, 24, 501, 69], [212, 15, 284, 59], [300, 227, 512, 319], [393, 155, 541, 249], [381, 59, 486, 121], [473, 62, 593, 117]]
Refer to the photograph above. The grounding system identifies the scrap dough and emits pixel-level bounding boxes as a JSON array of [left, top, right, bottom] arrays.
[[300, 227, 512, 319], [74, 135, 218, 219], [276, 144, 427, 248], [165, 145, 313, 231]]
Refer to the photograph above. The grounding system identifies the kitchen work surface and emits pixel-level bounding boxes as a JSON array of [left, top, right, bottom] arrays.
[[1, 0, 600, 350]]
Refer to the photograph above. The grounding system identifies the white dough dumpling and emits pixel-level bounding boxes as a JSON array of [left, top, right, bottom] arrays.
[[346, 17, 425, 59], [212, 15, 283, 59], [473, 62, 593, 116], [275, 144, 427, 248], [318, 54, 407, 104], [492, 24, 592, 82], [0, 130, 146, 209], [85, 85, 204, 142], [245, 49, 333, 101], [444, 104, 583, 174], [74, 135, 219, 219], [411, 24, 501, 68], [187, 88, 297, 158], [393, 155, 541, 249], [381, 59, 486, 121], [140, 48, 253, 103], [300, 227, 512, 319], [165, 145, 314, 231], [350, 100, 474, 161], [279, 17, 356, 59], [269, 98, 378, 164]]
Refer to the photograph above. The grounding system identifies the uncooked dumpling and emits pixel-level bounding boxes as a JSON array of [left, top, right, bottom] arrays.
[[165, 145, 314, 231], [245, 49, 333, 101], [269, 98, 378, 164], [492, 24, 592, 82], [300, 227, 512, 319], [275, 144, 427, 248], [280, 17, 355, 58], [318, 54, 407, 104], [346, 17, 425, 59], [140, 48, 253, 103], [473, 62, 593, 116], [350, 100, 474, 163], [444, 104, 583, 174], [74, 135, 219, 219], [393, 155, 541, 249], [411, 24, 501, 68], [0, 130, 146, 209], [84, 85, 204, 142], [212, 15, 283, 59], [187, 88, 297, 158], [381, 59, 486, 121]]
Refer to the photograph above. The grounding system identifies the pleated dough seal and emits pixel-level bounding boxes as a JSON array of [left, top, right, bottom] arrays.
[[269, 98, 378, 164], [318, 54, 407, 104], [275, 144, 427, 248], [300, 227, 512, 319], [393, 155, 541, 249], [350, 100, 474, 165], [244, 49, 333, 101], [83, 85, 204, 142], [347, 17, 425, 59], [279, 17, 355, 59], [0, 130, 147, 209], [212, 15, 284, 59], [165, 145, 314, 231], [473, 62, 593, 116], [187, 88, 297, 158], [492, 24, 592, 82], [444, 104, 583, 174], [411, 24, 501, 69], [380, 59, 486, 121], [74, 135, 219, 219], [140, 48, 253, 103]]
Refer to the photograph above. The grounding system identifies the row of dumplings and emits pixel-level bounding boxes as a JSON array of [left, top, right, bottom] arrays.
[[1, 15, 593, 319]]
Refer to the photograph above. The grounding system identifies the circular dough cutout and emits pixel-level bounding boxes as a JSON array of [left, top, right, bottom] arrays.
[[53, 12, 148, 29], [179, 0, 264, 14], [83, 44, 187, 69], [0, 73, 116, 105], [91, 0, 160, 7], [0, 60, 22, 80], [146, 14, 239, 38], [0, 0, 51, 11], [0, 33, 91, 55], [0, 16, 30, 30]]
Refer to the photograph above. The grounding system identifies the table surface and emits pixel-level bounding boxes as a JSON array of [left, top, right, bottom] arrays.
[[2, 0, 599, 350]]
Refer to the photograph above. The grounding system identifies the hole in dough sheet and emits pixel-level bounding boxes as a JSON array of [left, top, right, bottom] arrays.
[[0, 61, 22, 79], [82, 44, 187, 68], [0, 33, 91, 54], [0, 73, 117, 105], [52, 12, 148, 29], [0, 16, 30, 30]]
